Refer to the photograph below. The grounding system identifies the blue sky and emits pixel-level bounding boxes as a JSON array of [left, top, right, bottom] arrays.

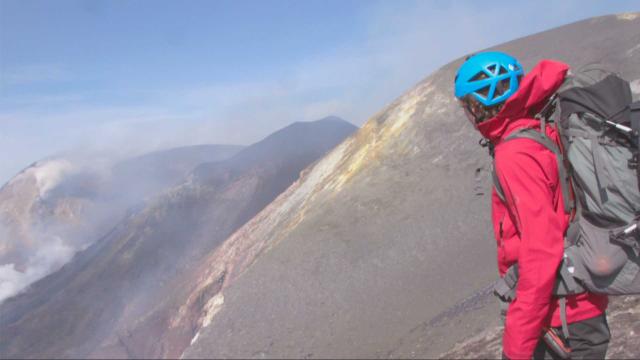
[[1, 0, 639, 184]]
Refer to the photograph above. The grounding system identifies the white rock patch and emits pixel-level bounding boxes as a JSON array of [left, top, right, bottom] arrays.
[[617, 13, 639, 21], [201, 293, 225, 328]]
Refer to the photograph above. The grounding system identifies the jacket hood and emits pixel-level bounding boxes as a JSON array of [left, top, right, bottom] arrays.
[[476, 60, 570, 143]]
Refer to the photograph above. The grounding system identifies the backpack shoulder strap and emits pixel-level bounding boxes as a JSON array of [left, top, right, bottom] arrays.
[[631, 101, 640, 190], [491, 128, 573, 214], [492, 163, 507, 203]]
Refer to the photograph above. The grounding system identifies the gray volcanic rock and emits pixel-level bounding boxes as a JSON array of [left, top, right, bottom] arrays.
[[0, 117, 357, 359], [180, 14, 640, 359]]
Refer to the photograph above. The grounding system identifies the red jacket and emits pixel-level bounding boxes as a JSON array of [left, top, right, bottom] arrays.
[[476, 60, 608, 359]]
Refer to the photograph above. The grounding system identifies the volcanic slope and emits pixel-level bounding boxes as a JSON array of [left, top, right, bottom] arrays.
[[181, 14, 640, 359], [0, 116, 356, 359], [0, 144, 242, 302]]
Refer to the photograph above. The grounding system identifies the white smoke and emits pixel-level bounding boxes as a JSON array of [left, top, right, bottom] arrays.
[[0, 147, 220, 304], [31, 159, 75, 198], [0, 235, 75, 303], [0, 157, 118, 305]]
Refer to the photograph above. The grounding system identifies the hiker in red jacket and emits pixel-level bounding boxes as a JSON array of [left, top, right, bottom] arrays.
[[454, 52, 610, 359]]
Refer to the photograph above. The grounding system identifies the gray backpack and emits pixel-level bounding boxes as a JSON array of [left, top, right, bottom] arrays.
[[492, 66, 640, 337]]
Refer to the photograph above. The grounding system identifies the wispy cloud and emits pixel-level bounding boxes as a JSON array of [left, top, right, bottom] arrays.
[[0, 64, 72, 86]]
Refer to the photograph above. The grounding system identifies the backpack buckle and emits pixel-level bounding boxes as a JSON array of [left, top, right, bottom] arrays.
[[597, 135, 616, 146], [629, 153, 639, 170], [479, 138, 494, 157], [493, 264, 518, 303], [610, 223, 640, 256]]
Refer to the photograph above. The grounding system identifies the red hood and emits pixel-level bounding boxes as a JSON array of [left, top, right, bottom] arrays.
[[476, 60, 570, 143]]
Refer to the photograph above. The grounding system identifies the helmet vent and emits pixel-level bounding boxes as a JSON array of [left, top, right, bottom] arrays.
[[477, 85, 490, 98], [498, 65, 508, 75], [487, 64, 497, 74], [470, 71, 489, 82], [494, 78, 510, 97]]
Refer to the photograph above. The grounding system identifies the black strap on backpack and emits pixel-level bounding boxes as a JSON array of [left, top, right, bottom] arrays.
[[630, 101, 640, 192], [492, 127, 573, 215]]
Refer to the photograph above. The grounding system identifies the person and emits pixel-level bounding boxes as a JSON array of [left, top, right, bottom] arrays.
[[454, 52, 610, 359]]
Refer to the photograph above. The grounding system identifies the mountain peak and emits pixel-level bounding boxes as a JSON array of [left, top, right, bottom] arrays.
[[314, 115, 350, 124], [289, 115, 355, 128]]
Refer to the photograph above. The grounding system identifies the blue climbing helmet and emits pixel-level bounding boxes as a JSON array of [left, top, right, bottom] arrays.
[[454, 51, 524, 107]]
